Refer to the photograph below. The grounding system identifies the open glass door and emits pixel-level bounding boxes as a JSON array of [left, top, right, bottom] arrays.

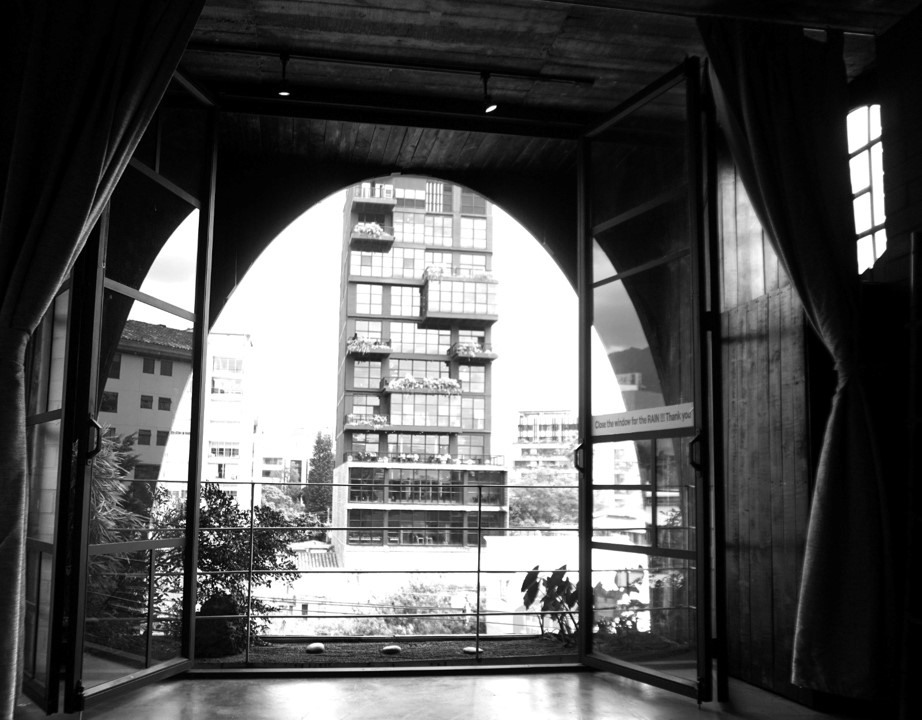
[[577, 59, 711, 702], [22, 82, 215, 714]]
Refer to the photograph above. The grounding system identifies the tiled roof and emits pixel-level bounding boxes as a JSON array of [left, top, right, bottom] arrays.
[[294, 545, 340, 570], [122, 319, 194, 352]]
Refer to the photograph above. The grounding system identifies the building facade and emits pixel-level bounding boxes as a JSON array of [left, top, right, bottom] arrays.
[[331, 177, 507, 565], [98, 320, 194, 480], [511, 409, 579, 482]]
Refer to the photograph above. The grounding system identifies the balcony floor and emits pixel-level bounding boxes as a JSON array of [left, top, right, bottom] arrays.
[[17, 669, 853, 719]]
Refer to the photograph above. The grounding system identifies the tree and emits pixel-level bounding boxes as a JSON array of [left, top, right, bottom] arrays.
[[85, 431, 149, 651], [156, 483, 320, 656], [508, 470, 579, 529], [303, 432, 333, 521]]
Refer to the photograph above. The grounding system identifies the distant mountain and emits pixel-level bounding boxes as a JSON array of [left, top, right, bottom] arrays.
[[607, 346, 661, 394]]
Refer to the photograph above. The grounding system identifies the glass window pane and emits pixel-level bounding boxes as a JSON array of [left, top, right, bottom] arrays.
[[847, 106, 868, 152], [870, 143, 885, 223], [869, 104, 882, 140], [874, 229, 888, 261], [849, 151, 870, 193], [857, 235, 875, 273], [853, 193, 872, 234]]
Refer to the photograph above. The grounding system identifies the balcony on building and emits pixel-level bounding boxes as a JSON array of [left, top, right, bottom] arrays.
[[343, 412, 463, 435], [343, 413, 391, 431], [418, 266, 499, 329], [380, 375, 462, 394], [351, 181, 396, 210], [346, 335, 392, 359], [448, 341, 497, 363], [343, 452, 505, 466], [349, 221, 395, 252], [347, 466, 507, 507]]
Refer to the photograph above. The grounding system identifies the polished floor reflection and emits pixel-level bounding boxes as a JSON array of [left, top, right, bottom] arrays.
[[18, 670, 851, 719]]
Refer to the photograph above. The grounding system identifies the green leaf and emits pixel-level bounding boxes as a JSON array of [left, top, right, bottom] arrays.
[[523, 582, 540, 609], [520, 565, 540, 593]]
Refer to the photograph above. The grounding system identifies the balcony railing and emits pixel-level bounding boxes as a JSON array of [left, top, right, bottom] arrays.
[[344, 413, 390, 429], [349, 483, 506, 506], [346, 336, 393, 358], [449, 342, 497, 363], [349, 222, 395, 252], [344, 452, 505, 466], [380, 375, 461, 394], [423, 265, 495, 282], [351, 183, 396, 206], [419, 267, 498, 330]]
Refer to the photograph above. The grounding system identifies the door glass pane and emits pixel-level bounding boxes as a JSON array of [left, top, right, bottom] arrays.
[[592, 260, 694, 414], [590, 548, 696, 679], [24, 547, 54, 686], [95, 298, 194, 533], [588, 82, 687, 224], [83, 549, 151, 688], [27, 421, 63, 544], [106, 171, 197, 305], [592, 439, 695, 550], [27, 291, 69, 415]]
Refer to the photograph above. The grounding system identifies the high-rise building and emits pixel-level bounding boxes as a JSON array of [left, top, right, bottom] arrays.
[[511, 409, 579, 483], [331, 177, 507, 566]]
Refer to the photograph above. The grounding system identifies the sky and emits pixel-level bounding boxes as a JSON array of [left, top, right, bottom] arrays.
[[134, 187, 623, 460]]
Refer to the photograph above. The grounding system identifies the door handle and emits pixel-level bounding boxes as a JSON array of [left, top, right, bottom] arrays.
[[87, 415, 103, 460], [688, 432, 703, 472], [573, 442, 585, 473]]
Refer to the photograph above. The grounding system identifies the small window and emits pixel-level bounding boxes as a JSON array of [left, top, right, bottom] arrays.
[[156, 430, 169, 446], [140, 395, 153, 409], [142, 357, 155, 374], [847, 104, 887, 273], [100, 391, 118, 413], [160, 359, 173, 377], [158, 397, 172, 411], [107, 353, 121, 379], [138, 429, 151, 445]]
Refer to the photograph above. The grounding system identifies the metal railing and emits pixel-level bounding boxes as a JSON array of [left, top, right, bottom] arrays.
[[83, 476, 697, 669], [343, 452, 505, 466]]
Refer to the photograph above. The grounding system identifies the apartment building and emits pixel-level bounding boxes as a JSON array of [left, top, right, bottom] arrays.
[[331, 177, 507, 566]]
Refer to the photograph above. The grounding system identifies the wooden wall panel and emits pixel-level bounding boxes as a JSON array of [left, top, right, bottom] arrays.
[[718, 149, 812, 703]]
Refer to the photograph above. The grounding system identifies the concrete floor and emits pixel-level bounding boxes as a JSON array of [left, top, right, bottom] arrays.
[[17, 670, 851, 719]]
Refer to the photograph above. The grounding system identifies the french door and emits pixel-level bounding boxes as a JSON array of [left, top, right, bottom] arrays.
[[577, 59, 717, 702], [22, 84, 215, 713]]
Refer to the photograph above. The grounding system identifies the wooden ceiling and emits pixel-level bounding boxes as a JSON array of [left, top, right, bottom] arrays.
[[177, 1, 918, 179], [175, 1, 920, 318]]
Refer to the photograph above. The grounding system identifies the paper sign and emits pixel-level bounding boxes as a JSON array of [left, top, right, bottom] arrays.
[[592, 403, 695, 437]]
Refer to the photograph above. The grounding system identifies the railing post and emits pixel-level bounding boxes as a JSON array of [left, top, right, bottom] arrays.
[[475, 484, 483, 659], [246, 482, 256, 664]]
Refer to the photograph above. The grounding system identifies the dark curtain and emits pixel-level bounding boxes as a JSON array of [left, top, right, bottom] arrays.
[[698, 19, 889, 699], [0, 1, 203, 714]]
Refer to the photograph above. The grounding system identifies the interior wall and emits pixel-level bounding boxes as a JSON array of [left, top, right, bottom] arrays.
[[717, 146, 813, 704], [867, 6, 922, 700]]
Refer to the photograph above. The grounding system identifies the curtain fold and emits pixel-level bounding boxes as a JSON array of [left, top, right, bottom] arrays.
[[698, 19, 889, 699], [0, 2, 203, 714]]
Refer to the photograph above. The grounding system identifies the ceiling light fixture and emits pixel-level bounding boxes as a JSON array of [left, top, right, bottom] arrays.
[[481, 72, 497, 114], [278, 53, 291, 97]]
